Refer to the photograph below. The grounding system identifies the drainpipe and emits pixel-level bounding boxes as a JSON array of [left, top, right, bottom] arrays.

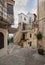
[[37, 0, 39, 22], [37, 0, 39, 48]]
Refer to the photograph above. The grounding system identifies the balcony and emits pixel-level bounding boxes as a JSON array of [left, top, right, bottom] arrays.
[[22, 24, 31, 31], [0, 4, 14, 25]]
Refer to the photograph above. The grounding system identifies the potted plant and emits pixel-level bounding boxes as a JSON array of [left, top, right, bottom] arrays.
[[36, 32, 44, 55]]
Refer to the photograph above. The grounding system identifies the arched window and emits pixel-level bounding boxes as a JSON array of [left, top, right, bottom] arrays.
[[0, 32, 4, 49]]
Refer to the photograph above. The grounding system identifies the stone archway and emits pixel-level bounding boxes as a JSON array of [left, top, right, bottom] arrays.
[[0, 32, 4, 49]]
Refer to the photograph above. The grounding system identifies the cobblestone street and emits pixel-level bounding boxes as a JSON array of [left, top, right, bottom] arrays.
[[0, 45, 45, 65]]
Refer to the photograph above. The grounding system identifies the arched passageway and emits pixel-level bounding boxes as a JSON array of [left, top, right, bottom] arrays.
[[0, 32, 4, 49]]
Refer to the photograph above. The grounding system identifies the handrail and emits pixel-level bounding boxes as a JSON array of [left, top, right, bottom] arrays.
[[36, 17, 45, 22], [14, 29, 22, 43]]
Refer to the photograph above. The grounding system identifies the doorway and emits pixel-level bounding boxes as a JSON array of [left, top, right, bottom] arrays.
[[0, 32, 4, 49]]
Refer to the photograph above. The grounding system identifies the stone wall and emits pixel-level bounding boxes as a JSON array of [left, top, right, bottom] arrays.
[[0, 28, 8, 57]]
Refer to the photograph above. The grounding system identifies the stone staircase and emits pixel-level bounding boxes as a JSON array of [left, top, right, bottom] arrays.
[[7, 44, 21, 54], [14, 29, 22, 44]]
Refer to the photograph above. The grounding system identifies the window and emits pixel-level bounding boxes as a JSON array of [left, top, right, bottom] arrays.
[[21, 16, 22, 18], [29, 17, 31, 23], [7, 4, 13, 14], [28, 42, 32, 46], [24, 17, 26, 21], [30, 42, 32, 46], [30, 34, 32, 38], [23, 23, 25, 30], [22, 33, 25, 40]]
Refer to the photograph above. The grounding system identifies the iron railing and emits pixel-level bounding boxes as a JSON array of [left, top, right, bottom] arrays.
[[22, 24, 32, 30]]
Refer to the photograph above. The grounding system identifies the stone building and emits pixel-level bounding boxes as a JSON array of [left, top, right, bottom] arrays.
[[14, 13, 38, 49], [37, 0, 45, 51], [0, 0, 15, 57]]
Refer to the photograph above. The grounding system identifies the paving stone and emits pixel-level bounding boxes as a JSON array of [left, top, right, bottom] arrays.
[[0, 45, 45, 65]]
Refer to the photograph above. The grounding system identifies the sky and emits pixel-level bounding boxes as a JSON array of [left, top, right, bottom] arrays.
[[12, 0, 37, 28]]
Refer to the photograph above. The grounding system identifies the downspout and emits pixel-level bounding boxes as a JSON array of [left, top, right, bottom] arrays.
[[37, 0, 39, 48]]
